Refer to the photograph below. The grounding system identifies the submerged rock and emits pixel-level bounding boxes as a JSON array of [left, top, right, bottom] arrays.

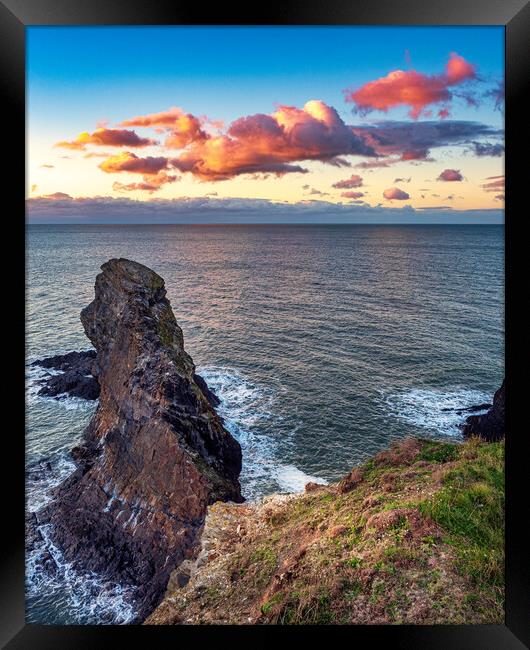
[[37, 258, 242, 621], [32, 350, 100, 400], [461, 379, 505, 442]]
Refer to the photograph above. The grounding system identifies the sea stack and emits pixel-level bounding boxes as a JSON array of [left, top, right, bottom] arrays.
[[37, 259, 243, 620], [462, 379, 505, 442]]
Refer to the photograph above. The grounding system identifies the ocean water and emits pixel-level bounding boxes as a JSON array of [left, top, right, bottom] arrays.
[[26, 224, 504, 624]]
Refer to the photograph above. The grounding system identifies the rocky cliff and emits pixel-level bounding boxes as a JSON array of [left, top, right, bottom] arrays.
[[36, 259, 243, 620], [462, 379, 505, 442]]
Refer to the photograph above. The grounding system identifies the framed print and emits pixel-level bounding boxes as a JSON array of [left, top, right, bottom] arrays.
[[1, 0, 529, 647]]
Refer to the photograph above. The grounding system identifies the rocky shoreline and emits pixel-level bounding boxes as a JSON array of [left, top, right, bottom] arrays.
[[27, 258, 505, 624]]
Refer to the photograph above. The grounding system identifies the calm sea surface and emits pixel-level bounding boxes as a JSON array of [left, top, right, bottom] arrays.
[[26, 224, 504, 624]]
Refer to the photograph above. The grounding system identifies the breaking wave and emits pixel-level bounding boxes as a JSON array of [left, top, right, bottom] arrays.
[[384, 387, 492, 437], [198, 366, 327, 499]]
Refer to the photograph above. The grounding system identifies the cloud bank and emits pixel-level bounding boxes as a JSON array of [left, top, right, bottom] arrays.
[[26, 194, 502, 225]]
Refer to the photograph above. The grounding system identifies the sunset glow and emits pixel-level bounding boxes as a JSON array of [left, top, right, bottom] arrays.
[[27, 26, 504, 222]]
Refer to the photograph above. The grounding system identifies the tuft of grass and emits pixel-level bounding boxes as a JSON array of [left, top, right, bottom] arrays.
[[418, 440, 459, 464]]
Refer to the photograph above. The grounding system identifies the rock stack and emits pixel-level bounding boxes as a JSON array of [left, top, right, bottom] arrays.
[[36, 259, 243, 620]]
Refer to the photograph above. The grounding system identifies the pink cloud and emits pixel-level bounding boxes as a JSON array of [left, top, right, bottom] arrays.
[[437, 168, 463, 182], [341, 191, 364, 199], [55, 128, 157, 151], [112, 171, 179, 193], [354, 160, 391, 169], [481, 175, 504, 192], [332, 174, 363, 189], [383, 187, 410, 201], [345, 52, 477, 119]]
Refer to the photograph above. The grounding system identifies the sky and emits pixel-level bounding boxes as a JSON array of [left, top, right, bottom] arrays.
[[26, 26, 504, 223]]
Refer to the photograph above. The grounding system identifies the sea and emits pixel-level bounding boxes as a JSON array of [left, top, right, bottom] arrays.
[[25, 223, 504, 624]]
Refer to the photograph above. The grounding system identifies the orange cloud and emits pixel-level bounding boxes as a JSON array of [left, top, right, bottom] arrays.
[[98, 152, 169, 175], [438, 168, 463, 181], [39, 192, 73, 200], [401, 149, 429, 161], [383, 187, 410, 200], [55, 128, 157, 151], [170, 100, 374, 180], [84, 151, 114, 159], [345, 52, 477, 119], [121, 107, 207, 148], [332, 174, 363, 189], [112, 171, 179, 193]]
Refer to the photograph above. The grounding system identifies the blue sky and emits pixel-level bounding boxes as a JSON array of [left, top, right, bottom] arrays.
[[28, 26, 504, 129]]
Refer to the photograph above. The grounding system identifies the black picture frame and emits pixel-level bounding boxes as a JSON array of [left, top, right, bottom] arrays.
[[2, 0, 528, 647]]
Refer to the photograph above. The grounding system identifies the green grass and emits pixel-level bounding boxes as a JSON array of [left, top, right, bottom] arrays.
[[418, 440, 459, 464], [419, 441, 504, 604], [150, 437, 505, 626]]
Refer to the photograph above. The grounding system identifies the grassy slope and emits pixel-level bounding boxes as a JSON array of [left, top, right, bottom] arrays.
[[146, 437, 504, 625]]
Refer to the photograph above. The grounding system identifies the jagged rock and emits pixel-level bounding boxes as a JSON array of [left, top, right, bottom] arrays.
[[32, 349, 96, 372], [38, 369, 100, 400], [193, 373, 221, 408], [37, 258, 242, 621], [32, 350, 100, 400], [462, 379, 505, 442]]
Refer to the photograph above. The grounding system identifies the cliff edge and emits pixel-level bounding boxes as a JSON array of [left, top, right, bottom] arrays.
[[147, 437, 504, 625]]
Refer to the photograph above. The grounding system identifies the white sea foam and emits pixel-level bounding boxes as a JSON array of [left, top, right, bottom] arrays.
[[26, 453, 77, 513], [198, 366, 324, 498], [26, 524, 136, 625], [25, 364, 320, 622], [273, 464, 328, 492], [384, 387, 492, 437]]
